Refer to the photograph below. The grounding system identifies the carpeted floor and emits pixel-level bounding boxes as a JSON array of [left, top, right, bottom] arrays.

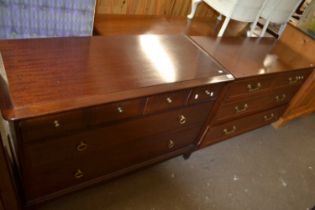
[[38, 114, 315, 210]]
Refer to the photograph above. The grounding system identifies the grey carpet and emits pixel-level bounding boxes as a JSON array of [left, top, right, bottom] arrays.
[[39, 114, 315, 210]]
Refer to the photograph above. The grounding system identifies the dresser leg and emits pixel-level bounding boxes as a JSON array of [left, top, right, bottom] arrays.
[[183, 153, 192, 160]]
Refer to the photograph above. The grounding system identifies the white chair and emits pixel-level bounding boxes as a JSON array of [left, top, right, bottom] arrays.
[[187, 0, 267, 37], [249, 0, 303, 37]]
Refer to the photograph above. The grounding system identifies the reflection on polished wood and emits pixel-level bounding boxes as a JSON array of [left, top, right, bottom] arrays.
[[0, 35, 232, 120], [190, 36, 314, 79], [94, 15, 249, 36]]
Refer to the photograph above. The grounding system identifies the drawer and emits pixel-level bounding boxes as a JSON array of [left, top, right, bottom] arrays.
[[88, 98, 145, 126], [273, 69, 311, 88], [188, 83, 224, 104], [20, 110, 85, 142], [145, 89, 191, 114], [202, 106, 286, 147], [224, 76, 274, 101], [213, 87, 297, 124], [22, 125, 202, 200]]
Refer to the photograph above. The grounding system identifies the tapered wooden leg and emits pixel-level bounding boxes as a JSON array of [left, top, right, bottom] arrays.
[[217, 16, 230, 37], [187, 0, 202, 19]]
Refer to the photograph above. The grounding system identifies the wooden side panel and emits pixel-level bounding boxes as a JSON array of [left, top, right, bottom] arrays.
[[0, 135, 20, 210], [95, 0, 216, 17], [274, 24, 315, 127]]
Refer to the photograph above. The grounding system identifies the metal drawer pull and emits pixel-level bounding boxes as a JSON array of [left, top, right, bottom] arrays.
[[289, 76, 304, 85], [247, 82, 261, 92], [117, 106, 124, 113], [264, 113, 274, 121], [74, 169, 84, 179], [179, 115, 187, 125], [223, 126, 237, 135], [235, 104, 248, 113], [194, 94, 199, 100], [53, 120, 60, 128], [76, 141, 88, 152], [166, 97, 173, 104], [168, 139, 175, 149], [275, 94, 286, 102], [205, 90, 214, 97]]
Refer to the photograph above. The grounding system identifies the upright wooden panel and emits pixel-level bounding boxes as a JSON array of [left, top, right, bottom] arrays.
[[0, 134, 20, 210], [95, 0, 216, 17], [274, 24, 315, 127]]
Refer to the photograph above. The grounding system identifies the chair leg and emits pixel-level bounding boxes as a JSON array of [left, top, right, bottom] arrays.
[[277, 23, 287, 38], [217, 16, 230, 37], [260, 19, 270, 37], [187, 0, 202, 19], [248, 16, 260, 37]]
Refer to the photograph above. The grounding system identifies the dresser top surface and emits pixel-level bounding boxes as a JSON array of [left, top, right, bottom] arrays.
[[0, 35, 233, 120], [190, 36, 314, 79]]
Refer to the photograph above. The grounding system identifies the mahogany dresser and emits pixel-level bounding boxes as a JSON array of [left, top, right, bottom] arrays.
[[190, 36, 314, 147], [0, 35, 233, 207]]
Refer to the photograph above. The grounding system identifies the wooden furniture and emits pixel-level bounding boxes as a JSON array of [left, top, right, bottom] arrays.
[[274, 24, 315, 127], [0, 35, 232, 207], [0, 134, 20, 210], [189, 36, 313, 146], [0, 35, 312, 209]]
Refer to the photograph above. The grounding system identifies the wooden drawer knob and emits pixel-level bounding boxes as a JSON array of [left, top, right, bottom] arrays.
[[223, 126, 237, 135], [235, 104, 248, 113], [264, 113, 274, 121], [53, 120, 60, 128], [76, 141, 88, 152], [168, 139, 175, 149], [74, 169, 84, 179], [247, 82, 261, 92], [178, 115, 187, 125]]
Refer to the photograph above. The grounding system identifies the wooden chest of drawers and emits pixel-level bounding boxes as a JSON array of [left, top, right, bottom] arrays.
[[0, 35, 232, 206], [0, 35, 313, 209], [190, 36, 314, 147]]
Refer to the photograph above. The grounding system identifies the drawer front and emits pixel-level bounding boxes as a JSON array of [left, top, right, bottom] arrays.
[[273, 69, 311, 88], [145, 89, 191, 114], [88, 98, 145, 125], [202, 106, 286, 147], [23, 126, 202, 200], [20, 110, 85, 142], [188, 83, 224, 104], [213, 87, 297, 124], [224, 76, 274, 101]]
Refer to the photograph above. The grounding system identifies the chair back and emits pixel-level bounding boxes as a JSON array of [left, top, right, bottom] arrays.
[[261, 0, 302, 24]]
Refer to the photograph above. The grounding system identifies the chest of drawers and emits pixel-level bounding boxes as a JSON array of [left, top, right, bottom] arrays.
[[190, 36, 313, 147], [0, 35, 232, 206], [0, 35, 313, 209]]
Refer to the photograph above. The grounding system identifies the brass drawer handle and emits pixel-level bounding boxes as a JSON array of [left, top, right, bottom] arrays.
[[166, 97, 173, 104], [235, 104, 248, 113], [74, 169, 84, 179], [53, 120, 60, 128], [275, 94, 286, 102], [223, 126, 237, 135], [289, 76, 304, 85], [264, 113, 275, 121], [168, 139, 175, 149], [205, 90, 214, 97], [247, 82, 261, 92], [76, 141, 88, 152], [179, 115, 187, 125], [117, 106, 124, 113]]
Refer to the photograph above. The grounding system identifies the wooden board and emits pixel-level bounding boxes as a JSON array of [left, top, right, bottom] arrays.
[[95, 0, 217, 18]]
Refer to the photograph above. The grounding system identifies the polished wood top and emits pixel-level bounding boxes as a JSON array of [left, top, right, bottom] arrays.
[[0, 35, 232, 120], [190, 36, 314, 79]]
